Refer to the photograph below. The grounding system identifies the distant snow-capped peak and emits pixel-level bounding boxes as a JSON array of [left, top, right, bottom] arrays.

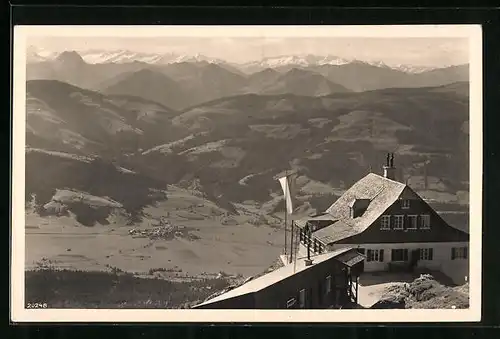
[[241, 54, 352, 68], [169, 53, 226, 64], [241, 55, 442, 74], [389, 64, 440, 74], [80, 49, 177, 64], [358, 59, 439, 73], [79, 50, 226, 65], [25, 47, 444, 74], [26, 46, 227, 65]]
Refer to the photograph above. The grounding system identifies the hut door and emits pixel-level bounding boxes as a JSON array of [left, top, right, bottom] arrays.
[[410, 249, 420, 269]]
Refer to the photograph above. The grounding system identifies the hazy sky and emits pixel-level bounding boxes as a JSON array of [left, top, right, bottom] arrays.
[[28, 36, 469, 66]]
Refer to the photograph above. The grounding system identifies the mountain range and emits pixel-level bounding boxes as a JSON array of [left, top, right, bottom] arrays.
[[27, 47, 452, 74], [25, 77, 470, 231], [26, 50, 469, 110]]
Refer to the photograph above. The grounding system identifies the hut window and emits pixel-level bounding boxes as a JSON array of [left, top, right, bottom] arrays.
[[420, 214, 431, 229], [451, 247, 468, 260], [407, 215, 418, 229], [393, 215, 404, 230], [380, 215, 391, 230], [367, 249, 384, 262], [419, 248, 434, 261], [401, 199, 411, 209]]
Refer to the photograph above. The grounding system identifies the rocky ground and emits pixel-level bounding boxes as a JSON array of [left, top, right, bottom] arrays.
[[371, 274, 469, 309]]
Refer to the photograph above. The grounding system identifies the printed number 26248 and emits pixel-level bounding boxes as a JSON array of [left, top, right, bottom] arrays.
[[27, 302, 48, 309]]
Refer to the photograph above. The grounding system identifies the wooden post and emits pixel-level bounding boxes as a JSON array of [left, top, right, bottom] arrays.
[[289, 221, 294, 264], [284, 208, 287, 256], [355, 276, 359, 304], [307, 227, 311, 261]]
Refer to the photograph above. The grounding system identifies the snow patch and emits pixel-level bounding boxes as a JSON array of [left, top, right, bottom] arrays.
[[52, 189, 123, 208]]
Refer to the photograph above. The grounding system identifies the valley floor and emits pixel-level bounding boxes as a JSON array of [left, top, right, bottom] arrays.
[[25, 210, 285, 280]]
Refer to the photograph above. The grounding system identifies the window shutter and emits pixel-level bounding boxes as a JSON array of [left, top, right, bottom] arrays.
[[404, 249, 408, 261], [429, 248, 433, 260], [464, 247, 468, 259], [367, 249, 373, 262], [451, 248, 456, 260], [380, 249, 384, 262]]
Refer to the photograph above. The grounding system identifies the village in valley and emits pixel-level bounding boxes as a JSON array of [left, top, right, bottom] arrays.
[[22, 32, 472, 311]]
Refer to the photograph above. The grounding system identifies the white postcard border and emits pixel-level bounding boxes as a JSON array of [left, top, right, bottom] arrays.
[[11, 24, 482, 323]]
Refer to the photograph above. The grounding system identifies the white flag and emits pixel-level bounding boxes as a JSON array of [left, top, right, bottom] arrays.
[[278, 173, 297, 215]]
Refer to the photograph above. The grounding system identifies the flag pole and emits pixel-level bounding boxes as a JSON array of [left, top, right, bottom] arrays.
[[288, 171, 296, 264], [284, 170, 288, 258], [288, 170, 293, 264]]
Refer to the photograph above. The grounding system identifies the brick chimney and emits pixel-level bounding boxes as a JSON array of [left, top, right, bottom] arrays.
[[383, 153, 396, 180]]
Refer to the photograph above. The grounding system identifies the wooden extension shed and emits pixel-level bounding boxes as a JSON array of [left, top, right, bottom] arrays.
[[192, 247, 365, 309]]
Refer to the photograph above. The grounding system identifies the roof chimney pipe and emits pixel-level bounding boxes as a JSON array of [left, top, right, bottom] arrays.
[[383, 153, 397, 180]]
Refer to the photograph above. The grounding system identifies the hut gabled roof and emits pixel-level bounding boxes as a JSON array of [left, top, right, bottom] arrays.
[[310, 173, 406, 244]]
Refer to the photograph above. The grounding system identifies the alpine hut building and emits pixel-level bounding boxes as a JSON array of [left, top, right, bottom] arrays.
[[295, 153, 469, 285], [193, 247, 365, 309]]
